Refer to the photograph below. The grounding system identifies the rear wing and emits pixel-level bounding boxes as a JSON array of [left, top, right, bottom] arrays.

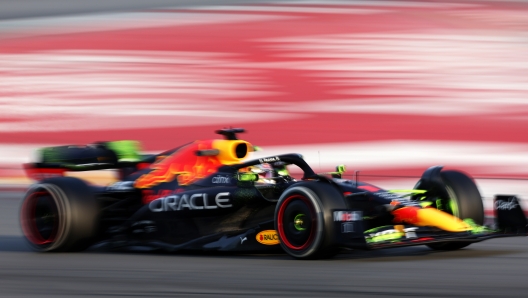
[[24, 140, 153, 181]]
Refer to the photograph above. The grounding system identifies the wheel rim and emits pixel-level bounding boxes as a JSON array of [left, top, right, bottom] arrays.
[[21, 190, 59, 246], [277, 194, 316, 250]]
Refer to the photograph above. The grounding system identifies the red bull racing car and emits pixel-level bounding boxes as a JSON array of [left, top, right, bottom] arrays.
[[20, 129, 528, 259]]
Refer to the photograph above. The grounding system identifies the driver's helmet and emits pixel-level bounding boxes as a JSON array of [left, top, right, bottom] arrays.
[[248, 163, 274, 179]]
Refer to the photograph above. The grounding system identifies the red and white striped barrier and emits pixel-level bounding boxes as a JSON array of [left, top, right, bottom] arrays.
[[1, 1, 528, 211]]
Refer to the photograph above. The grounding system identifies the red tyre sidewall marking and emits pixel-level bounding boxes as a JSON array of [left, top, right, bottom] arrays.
[[21, 190, 58, 245], [277, 194, 316, 251]]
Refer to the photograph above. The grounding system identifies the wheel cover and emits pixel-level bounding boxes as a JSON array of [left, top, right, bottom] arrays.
[[277, 194, 316, 250], [21, 190, 59, 246], [293, 214, 307, 231]]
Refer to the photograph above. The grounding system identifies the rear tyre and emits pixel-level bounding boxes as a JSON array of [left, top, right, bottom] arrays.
[[275, 182, 346, 259], [20, 177, 99, 252], [415, 170, 484, 250]]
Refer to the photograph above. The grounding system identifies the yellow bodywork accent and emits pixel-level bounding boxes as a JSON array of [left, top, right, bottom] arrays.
[[212, 140, 253, 165], [416, 208, 472, 232]]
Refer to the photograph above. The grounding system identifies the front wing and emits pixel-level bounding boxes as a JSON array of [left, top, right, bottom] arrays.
[[333, 195, 528, 250]]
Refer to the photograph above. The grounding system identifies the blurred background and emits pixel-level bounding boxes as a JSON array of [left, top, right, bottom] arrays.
[[2, 0, 528, 212]]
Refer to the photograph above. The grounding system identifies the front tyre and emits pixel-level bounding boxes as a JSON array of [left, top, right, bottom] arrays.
[[275, 183, 345, 259], [20, 177, 99, 252], [416, 170, 484, 251]]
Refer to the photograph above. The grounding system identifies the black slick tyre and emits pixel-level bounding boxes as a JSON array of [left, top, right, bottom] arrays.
[[415, 170, 484, 251], [20, 177, 99, 252], [274, 182, 346, 259]]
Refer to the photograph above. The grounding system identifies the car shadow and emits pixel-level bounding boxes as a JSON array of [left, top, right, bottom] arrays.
[[332, 246, 524, 262], [87, 243, 524, 263], [0, 235, 32, 252], [5, 236, 524, 262]]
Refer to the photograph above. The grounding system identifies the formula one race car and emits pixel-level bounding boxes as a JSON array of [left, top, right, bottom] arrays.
[[20, 129, 528, 259]]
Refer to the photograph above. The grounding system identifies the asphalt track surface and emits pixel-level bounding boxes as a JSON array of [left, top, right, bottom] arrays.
[[2, 191, 528, 297]]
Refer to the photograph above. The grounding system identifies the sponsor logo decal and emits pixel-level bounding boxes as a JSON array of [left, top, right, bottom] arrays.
[[376, 191, 421, 207], [212, 175, 231, 184], [376, 191, 400, 199], [107, 181, 134, 191], [240, 236, 247, 244], [495, 196, 519, 210], [333, 211, 362, 222], [258, 156, 280, 163], [149, 192, 231, 212], [256, 230, 280, 245]]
